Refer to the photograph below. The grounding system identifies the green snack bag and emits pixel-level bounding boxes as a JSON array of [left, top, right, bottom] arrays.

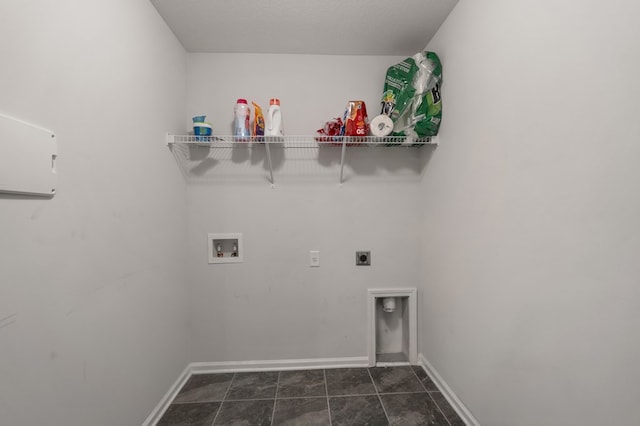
[[381, 51, 442, 141]]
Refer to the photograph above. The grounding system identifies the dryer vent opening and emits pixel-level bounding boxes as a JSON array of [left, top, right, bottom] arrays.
[[368, 288, 417, 367]]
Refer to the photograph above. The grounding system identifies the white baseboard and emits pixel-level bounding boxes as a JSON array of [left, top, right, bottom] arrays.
[[141, 364, 191, 426], [142, 356, 368, 425], [418, 353, 480, 426], [190, 356, 369, 374]]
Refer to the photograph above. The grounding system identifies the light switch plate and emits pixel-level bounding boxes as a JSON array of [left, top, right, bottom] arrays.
[[310, 250, 320, 267]]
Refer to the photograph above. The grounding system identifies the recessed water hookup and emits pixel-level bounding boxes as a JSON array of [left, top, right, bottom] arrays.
[[356, 251, 371, 266], [208, 233, 243, 264]]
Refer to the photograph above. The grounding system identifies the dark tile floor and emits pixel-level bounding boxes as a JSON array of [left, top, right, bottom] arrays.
[[157, 366, 465, 426]]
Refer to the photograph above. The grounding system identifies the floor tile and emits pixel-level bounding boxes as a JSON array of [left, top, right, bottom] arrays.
[[157, 402, 220, 426], [173, 373, 234, 403], [329, 395, 389, 426], [380, 393, 449, 426], [369, 367, 425, 393], [226, 371, 279, 400], [430, 391, 466, 426], [272, 397, 330, 425], [277, 369, 326, 398], [213, 399, 274, 426], [411, 365, 439, 392], [325, 368, 376, 396], [158, 367, 467, 426]]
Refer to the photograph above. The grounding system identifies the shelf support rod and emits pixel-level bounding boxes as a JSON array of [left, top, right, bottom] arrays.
[[339, 139, 347, 184], [264, 139, 275, 186]]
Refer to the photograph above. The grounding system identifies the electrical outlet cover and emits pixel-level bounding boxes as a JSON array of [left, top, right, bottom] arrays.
[[356, 251, 371, 266]]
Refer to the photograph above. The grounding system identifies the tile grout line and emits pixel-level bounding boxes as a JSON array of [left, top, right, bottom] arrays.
[[270, 371, 281, 426], [410, 366, 430, 394], [409, 367, 453, 426], [323, 369, 333, 426], [209, 390, 431, 404], [427, 392, 454, 426], [330, 390, 428, 398], [169, 399, 212, 405], [367, 367, 392, 426], [373, 390, 430, 396], [222, 397, 281, 402], [210, 372, 235, 426]]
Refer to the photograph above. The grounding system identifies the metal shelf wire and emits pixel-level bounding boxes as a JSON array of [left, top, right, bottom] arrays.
[[166, 134, 438, 186]]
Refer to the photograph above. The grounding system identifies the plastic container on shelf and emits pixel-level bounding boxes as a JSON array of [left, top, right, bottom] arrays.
[[265, 98, 284, 137], [233, 99, 251, 140], [192, 115, 213, 141], [193, 122, 212, 136]]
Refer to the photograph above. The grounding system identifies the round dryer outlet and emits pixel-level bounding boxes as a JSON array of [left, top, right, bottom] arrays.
[[356, 251, 371, 266]]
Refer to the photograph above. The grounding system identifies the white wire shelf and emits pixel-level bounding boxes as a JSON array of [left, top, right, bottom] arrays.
[[165, 133, 438, 186], [166, 134, 438, 148]]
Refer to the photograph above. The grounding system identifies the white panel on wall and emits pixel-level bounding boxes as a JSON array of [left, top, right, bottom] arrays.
[[0, 112, 56, 196]]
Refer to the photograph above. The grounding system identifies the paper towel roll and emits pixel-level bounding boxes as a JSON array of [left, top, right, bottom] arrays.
[[370, 115, 394, 137]]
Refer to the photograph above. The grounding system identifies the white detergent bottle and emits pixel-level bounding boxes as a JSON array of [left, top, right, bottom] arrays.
[[233, 98, 251, 140], [265, 98, 283, 137]]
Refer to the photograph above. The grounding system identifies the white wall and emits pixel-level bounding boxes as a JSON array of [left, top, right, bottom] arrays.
[[185, 54, 427, 361], [0, 1, 189, 425], [420, 1, 640, 425]]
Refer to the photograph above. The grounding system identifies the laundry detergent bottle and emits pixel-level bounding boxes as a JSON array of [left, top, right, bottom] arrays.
[[265, 98, 283, 137], [233, 98, 251, 140]]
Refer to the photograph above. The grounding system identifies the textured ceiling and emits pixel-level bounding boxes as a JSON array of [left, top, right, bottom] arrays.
[[150, 0, 459, 55]]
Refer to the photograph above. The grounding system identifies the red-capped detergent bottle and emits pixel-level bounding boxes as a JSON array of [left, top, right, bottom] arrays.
[[265, 98, 284, 137]]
